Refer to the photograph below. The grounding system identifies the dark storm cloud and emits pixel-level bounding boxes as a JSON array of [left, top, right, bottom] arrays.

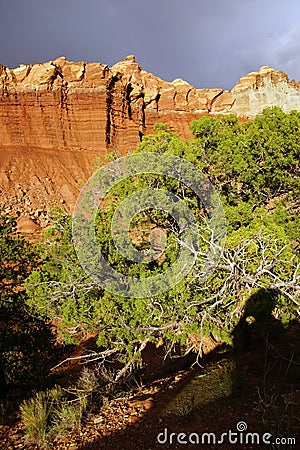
[[0, 0, 299, 89]]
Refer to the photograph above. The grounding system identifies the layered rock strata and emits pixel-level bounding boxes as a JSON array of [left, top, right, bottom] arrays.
[[1, 55, 299, 227]]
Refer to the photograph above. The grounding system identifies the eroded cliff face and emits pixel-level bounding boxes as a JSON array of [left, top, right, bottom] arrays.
[[1, 55, 299, 230], [231, 66, 300, 116]]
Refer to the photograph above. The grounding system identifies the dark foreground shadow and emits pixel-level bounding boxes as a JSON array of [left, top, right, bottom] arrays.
[[77, 289, 300, 450], [0, 309, 68, 427]]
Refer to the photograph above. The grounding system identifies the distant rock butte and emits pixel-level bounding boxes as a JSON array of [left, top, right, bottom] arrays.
[[1, 56, 300, 224]]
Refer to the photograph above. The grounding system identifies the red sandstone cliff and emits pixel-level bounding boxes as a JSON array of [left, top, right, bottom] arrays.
[[1, 55, 299, 230]]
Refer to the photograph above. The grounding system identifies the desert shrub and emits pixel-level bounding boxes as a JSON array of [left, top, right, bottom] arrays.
[[67, 366, 99, 416], [49, 402, 81, 439], [20, 388, 57, 447], [20, 368, 99, 446]]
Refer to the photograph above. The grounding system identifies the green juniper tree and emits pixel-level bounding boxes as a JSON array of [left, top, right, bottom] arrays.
[[25, 108, 299, 377]]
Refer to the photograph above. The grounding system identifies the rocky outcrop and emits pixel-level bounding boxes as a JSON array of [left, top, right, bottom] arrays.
[[231, 66, 300, 116], [1, 56, 299, 222]]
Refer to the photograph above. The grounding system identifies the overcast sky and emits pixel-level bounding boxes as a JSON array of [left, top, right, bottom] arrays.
[[0, 0, 300, 89]]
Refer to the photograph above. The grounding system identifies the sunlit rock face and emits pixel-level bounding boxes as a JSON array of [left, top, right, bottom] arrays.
[[1, 56, 299, 221], [231, 66, 300, 116]]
